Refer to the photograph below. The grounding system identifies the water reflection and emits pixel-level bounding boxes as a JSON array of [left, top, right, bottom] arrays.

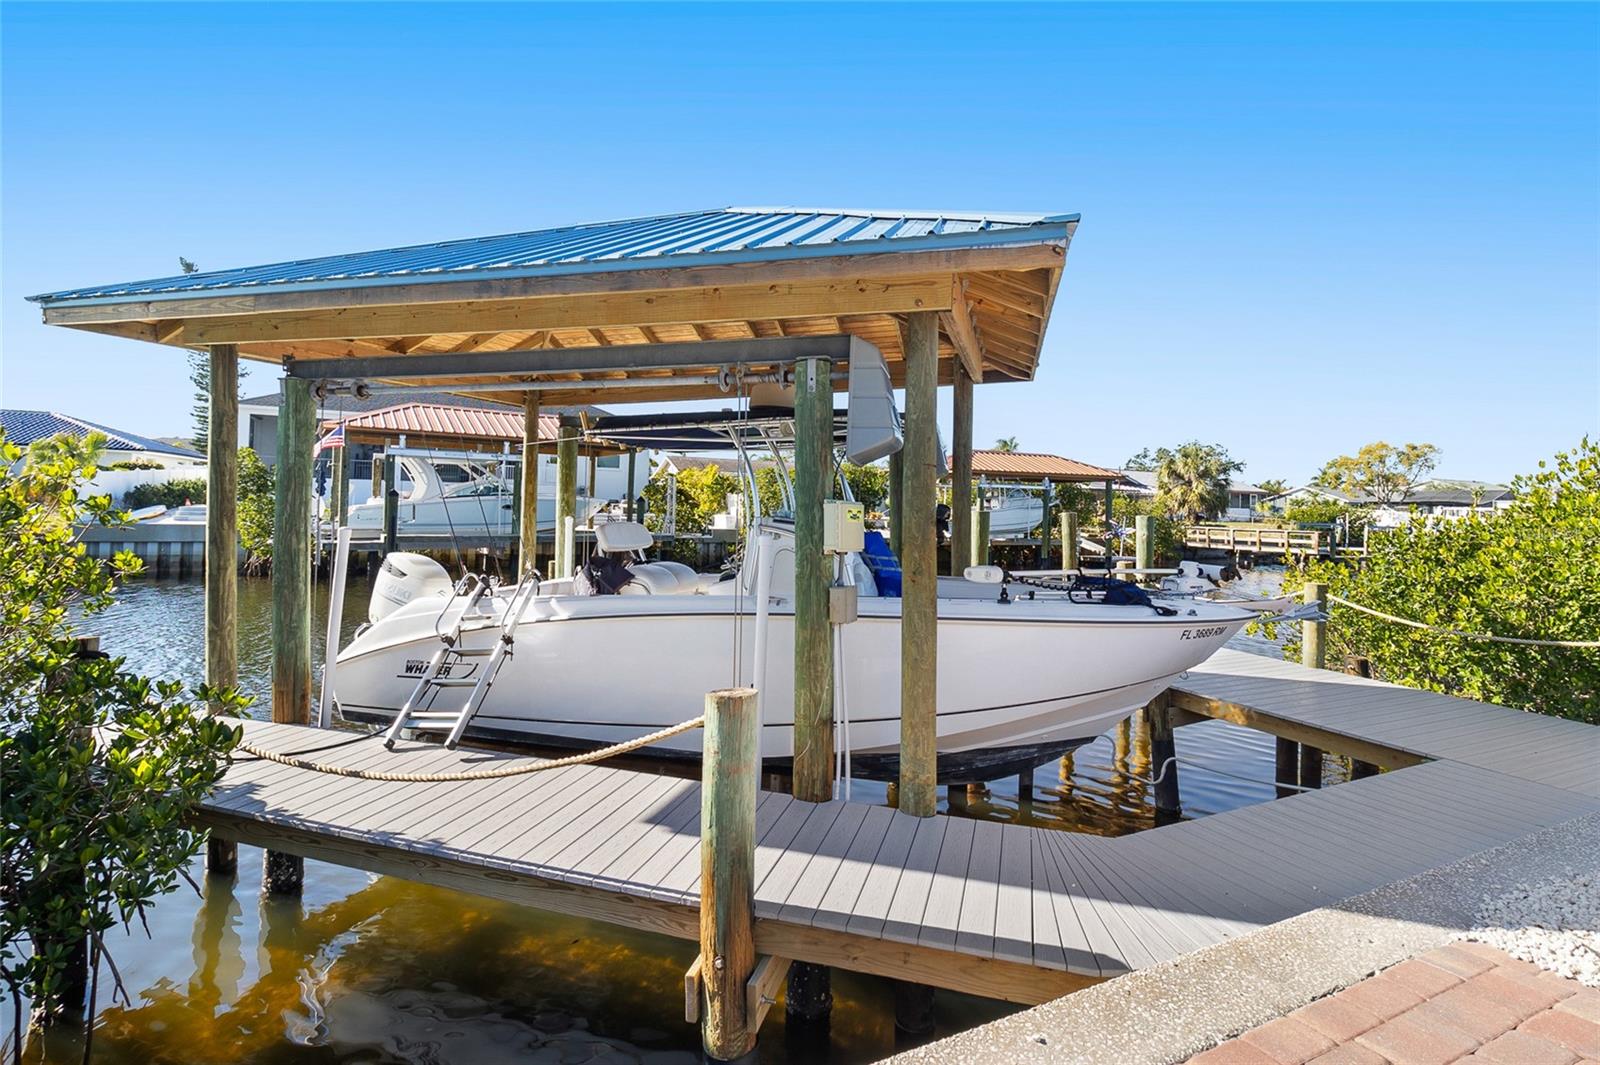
[[22, 568, 1328, 1063]]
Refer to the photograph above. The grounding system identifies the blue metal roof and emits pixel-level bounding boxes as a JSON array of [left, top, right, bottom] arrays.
[[0, 409, 200, 457], [29, 207, 1079, 307]]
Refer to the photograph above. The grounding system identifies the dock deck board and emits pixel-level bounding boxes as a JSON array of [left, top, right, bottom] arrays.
[[198, 645, 1600, 1003]]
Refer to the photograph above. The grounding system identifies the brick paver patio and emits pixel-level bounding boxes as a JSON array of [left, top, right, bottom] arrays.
[[1187, 942, 1600, 1065]]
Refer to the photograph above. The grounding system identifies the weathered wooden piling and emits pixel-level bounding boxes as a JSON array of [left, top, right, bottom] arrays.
[[267, 376, 314, 895], [971, 503, 991, 566], [1275, 738, 1299, 799], [791, 356, 834, 803], [1135, 514, 1155, 576], [204, 344, 239, 873], [330, 439, 352, 527], [888, 449, 905, 559], [1147, 694, 1181, 817], [698, 687, 759, 1062], [381, 454, 399, 556], [1302, 581, 1328, 669], [519, 394, 541, 577], [892, 979, 937, 1037], [1062, 510, 1079, 572], [949, 365, 973, 576], [1039, 480, 1054, 568], [1344, 655, 1380, 778], [555, 415, 579, 578], [1299, 743, 1323, 790], [898, 312, 940, 818], [625, 450, 638, 521]]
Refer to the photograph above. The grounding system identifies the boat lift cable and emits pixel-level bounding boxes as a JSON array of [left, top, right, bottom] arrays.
[[1326, 594, 1600, 649], [235, 714, 707, 782], [1087, 755, 1320, 795]]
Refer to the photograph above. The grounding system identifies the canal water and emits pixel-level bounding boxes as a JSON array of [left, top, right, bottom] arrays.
[[18, 569, 1329, 1064]]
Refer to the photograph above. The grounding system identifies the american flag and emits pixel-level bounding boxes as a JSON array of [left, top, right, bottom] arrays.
[[314, 423, 345, 456]]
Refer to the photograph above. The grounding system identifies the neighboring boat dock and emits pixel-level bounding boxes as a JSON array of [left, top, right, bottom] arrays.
[[198, 644, 1600, 1047]]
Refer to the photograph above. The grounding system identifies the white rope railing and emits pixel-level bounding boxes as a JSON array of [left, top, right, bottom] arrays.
[[237, 714, 705, 782], [1327, 594, 1600, 649]]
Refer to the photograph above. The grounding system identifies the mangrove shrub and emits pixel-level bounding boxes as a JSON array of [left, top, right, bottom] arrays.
[[1286, 440, 1600, 724], [0, 430, 242, 1048]]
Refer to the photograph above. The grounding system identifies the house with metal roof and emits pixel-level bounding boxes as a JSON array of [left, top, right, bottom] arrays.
[[1, 409, 203, 467], [954, 449, 1124, 485]]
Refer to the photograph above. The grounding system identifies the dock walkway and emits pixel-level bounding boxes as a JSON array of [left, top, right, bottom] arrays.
[[200, 649, 1600, 1005]]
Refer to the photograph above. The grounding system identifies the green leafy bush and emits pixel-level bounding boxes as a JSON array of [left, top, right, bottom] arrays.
[[238, 447, 274, 571], [123, 478, 207, 510], [1284, 440, 1600, 723], [0, 429, 243, 1043]]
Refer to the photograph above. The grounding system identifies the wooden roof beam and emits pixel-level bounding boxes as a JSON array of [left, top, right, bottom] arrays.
[[940, 278, 984, 381], [162, 276, 953, 347]]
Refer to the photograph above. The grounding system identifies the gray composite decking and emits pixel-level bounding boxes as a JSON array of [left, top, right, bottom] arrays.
[[200, 647, 1600, 994]]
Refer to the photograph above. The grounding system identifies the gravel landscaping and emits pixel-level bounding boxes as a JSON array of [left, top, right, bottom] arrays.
[[1464, 871, 1600, 987]]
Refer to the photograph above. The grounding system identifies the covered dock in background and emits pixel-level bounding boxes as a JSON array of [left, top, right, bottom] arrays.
[[30, 205, 1080, 1059]]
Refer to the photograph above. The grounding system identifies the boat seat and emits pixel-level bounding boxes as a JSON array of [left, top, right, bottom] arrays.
[[619, 562, 698, 595]]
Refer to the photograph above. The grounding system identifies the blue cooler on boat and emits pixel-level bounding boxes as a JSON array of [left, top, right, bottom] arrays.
[[860, 530, 902, 597]]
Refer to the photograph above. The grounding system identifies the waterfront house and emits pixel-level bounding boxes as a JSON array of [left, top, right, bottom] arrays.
[[1, 408, 204, 468], [1113, 468, 1268, 521], [1262, 479, 1511, 527]]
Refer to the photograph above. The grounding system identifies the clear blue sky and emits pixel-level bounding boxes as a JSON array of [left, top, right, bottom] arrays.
[[3, 3, 1595, 485]]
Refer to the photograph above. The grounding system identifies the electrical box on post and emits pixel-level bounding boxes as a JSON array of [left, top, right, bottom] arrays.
[[822, 500, 865, 553]]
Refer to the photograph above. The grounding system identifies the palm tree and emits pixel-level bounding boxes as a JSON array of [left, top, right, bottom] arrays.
[[993, 437, 1019, 453], [1155, 442, 1243, 521]]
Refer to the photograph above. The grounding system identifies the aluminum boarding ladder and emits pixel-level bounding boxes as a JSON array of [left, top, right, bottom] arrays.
[[381, 577, 541, 750]]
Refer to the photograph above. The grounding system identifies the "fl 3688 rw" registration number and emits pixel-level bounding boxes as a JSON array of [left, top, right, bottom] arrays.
[[1179, 626, 1228, 641]]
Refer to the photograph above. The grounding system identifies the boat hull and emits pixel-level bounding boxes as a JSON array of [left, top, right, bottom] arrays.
[[335, 593, 1248, 783]]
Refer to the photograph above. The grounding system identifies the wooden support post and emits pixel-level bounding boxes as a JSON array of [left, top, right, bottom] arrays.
[[1062, 510, 1079, 572], [792, 357, 834, 803], [625, 450, 638, 521], [381, 455, 399, 556], [370, 454, 382, 502], [1103, 479, 1115, 570], [1147, 694, 1181, 818], [1344, 654, 1380, 778], [1302, 581, 1328, 670], [785, 961, 832, 1029], [949, 365, 973, 576], [888, 449, 904, 559], [555, 415, 579, 578], [699, 687, 759, 1063], [330, 438, 352, 528], [1135, 514, 1155, 577], [268, 376, 314, 896], [1039, 480, 1053, 569], [1018, 765, 1035, 820], [1299, 743, 1324, 790], [519, 394, 541, 579], [892, 979, 937, 1037], [899, 312, 940, 818], [972, 504, 991, 566], [262, 849, 304, 895], [586, 447, 598, 523], [1275, 738, 1299, 799], [205, 346, 239, 873]]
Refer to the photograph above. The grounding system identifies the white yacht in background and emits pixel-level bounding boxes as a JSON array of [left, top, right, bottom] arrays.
[[342, 452, 610, 538], [984, 486, 1046, 539], [332, 409, 1263, 783]]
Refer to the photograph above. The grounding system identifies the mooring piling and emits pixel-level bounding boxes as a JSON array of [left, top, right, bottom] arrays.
[[791, 356, 834, 804], [949, 364, 973, 576], [1061, 510, 1079, 572], [898, 311, 940, 819], [266, 376, 315, 895], [1302, 580, 1328, 669], [1147, 695, 1181, 818], [204, 343, 240, 874], [696, 687, 760, 1062], [1274, 738, 1299, 799]]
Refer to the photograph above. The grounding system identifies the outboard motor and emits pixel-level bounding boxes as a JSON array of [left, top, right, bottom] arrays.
[[369, 552, 453, 624]]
